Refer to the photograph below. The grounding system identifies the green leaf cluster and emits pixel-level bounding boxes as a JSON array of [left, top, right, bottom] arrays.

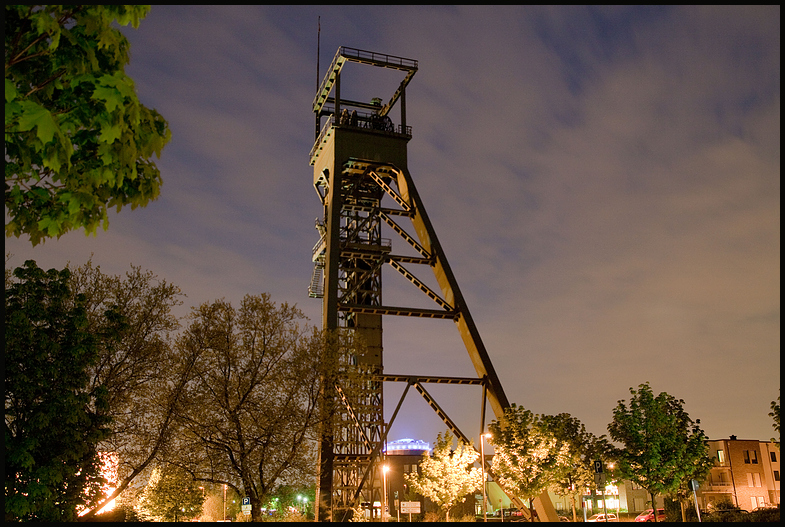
[[137, 465, 205, 522], [5, 5, 171, 245], [607, 383, 713, 505], [4, 260, 114, 520]]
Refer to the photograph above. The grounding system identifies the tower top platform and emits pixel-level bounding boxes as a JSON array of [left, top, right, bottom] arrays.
[[313, 46, 418, 118], [310, 47, 418, 165]]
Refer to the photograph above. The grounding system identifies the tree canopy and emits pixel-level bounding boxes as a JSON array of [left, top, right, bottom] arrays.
[[65, 260, 188, 519], [404, 430, 484, 522], [4, 260, 115, 521], [540, 412, 607, 522], [169, 295, 323, 522], [136, 465, 205, 522], [607, 383, 712, 518], [5, 5, 171, 245], [488, 404, 571, 516]]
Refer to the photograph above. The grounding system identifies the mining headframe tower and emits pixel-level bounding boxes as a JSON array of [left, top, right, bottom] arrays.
[[309, 46, 559, 522]]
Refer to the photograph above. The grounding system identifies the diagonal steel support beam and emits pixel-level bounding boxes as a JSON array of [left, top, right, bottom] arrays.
[[341, 380, 413, 521], [388, 259, 453, 311], [334, 382, 373, 452], [368, 169, 410, 211], [413, 382, 473, 446], [379, 210, 430, 259]]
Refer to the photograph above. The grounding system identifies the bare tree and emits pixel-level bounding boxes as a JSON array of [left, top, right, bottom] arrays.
[[170, 295, 323, 522], [67, 261, 192, 519]]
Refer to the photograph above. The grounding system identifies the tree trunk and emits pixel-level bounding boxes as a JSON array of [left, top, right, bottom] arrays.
[[247, 490, 262, 522], [571, 493, 578, 522], [650, 491, 658, 522]]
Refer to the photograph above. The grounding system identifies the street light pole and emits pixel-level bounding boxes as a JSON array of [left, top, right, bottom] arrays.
[[481, 433, 491, 522], [382, 465, 390, 522], [608, 464, 620, 520]]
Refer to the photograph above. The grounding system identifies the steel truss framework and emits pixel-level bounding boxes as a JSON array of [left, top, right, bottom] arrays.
[[312, 157, 518, 520], [310, 46, 559, 522]]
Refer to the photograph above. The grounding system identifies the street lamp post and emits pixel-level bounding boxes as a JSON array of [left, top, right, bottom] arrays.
[[608, 463, 620, 519], [382, 465, 390, 522], [481, 433, 491, 522]]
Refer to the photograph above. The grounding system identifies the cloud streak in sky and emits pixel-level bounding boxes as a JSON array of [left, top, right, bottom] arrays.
[[6, 6, 779, 444]]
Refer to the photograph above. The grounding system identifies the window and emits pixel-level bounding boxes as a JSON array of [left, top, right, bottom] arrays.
[[744, 450, 751, 464], [753, 473, 762, 487], [751, 450, 758, 464], [748, 473, 754, 487], [717, 450, 725, 464], [774, 470, 780, 482], [771, 451, 777, 463]]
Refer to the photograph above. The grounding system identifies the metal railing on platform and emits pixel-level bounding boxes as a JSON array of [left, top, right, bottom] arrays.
[[309, 115, 412, 164]]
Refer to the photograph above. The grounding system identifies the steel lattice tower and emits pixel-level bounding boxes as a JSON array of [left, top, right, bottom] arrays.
[[309, 47, 559, 522]]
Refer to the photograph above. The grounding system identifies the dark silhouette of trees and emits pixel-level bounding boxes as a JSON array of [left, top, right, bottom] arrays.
[[5, 261, 114, 520]]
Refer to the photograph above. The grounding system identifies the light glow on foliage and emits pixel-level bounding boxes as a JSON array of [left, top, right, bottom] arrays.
[[488, 405, 572, 503], [403, 431, 484, 521], [78, 452, 118, 516]]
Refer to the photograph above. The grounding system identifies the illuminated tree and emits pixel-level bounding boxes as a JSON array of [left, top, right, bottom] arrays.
[[5, 5, 171, 245], [607, 383, 712, 522], [404, 430, 484, 521], [488, 404, 570, 515], [4, 260, 114, 520], [137, 465, 204, 522], [541, 413, 608, 522]]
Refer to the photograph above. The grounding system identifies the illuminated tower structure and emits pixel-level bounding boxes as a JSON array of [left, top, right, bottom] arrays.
[[309, 47, 558, 522]]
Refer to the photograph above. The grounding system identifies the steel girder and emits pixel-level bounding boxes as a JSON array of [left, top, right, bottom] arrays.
[[330, 158, 511, 418]]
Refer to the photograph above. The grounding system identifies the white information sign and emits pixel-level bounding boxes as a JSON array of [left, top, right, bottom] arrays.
[[400, 501, 421, 514]]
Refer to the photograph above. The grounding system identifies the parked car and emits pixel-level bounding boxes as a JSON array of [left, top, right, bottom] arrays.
[[634, 508, 666, 522], [586, 513, 618, 522]]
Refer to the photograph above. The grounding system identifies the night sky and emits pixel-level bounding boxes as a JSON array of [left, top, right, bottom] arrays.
[[6, 6, 779, 449]]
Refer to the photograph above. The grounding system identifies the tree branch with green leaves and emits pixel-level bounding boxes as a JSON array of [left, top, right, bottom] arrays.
[[5, 5, 171, 245], [607, 383, 713, 521]]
